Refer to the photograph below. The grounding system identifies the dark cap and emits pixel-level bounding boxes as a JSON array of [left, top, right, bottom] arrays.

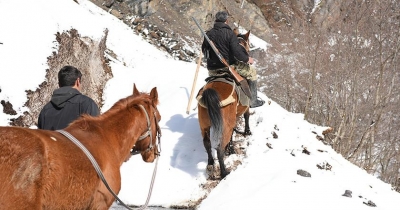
[[215, 11, 228, 22]]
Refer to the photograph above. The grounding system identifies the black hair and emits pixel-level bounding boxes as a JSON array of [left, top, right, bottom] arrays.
[[58, 66, 82, 87], [215, 11, 228, 22]]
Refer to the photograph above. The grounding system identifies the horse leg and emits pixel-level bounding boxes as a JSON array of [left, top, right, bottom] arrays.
[[217, 146, 229, 179], [219, 123, 236, 179], [202, 130, 214, 169], [243, 110, 251, 135], [224, 132, 235, 156]]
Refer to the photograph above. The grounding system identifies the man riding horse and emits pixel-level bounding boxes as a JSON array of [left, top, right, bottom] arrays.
[[201, 11, 265, 108]]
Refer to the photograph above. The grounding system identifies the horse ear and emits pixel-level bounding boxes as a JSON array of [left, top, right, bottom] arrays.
[[150, 87, 158, 104], [244, 30, 250, 40], [133, 83, 140, 96], [233, 28, 240, 36]]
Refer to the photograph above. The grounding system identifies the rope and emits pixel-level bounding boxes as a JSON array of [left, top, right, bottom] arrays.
[[142, 155, 159, 208]]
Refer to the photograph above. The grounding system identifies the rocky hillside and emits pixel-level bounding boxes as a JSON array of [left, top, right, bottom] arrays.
[[88, 0, 338, 62]]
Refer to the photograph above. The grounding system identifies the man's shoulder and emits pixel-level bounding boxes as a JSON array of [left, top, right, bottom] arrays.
[[209, 26, 235, 37], [81, 94, 96, 102], [79, 94, 99, 115], [39, 101, 54, 113], [72, 94, 96, 104], [208, 28, 232, 41]]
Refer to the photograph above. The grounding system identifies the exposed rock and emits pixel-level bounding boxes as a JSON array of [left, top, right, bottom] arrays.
[[342, 190, 352, 198], [363, 200, 377, 207], [322, 127, 334, 135], [272, 131, 278, 138], [290, 150, 295, 157], [317, 161, 332, 171], [149, 31, 159, 39], [132, 17, 142, 25], [104, 0, 115, 8], [297, 169, 311, 177], [1, 100, 17, 115], [302, 147, 310, 155], [10, 114, 26, 127], [110, 9, 124, 19]]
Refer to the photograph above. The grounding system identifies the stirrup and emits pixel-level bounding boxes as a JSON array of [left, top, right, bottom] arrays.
[[250, 98, 265, 108]]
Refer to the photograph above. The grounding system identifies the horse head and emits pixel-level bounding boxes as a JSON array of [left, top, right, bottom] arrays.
[[234, 28, 251, 53], [130, 84, 161, 163]]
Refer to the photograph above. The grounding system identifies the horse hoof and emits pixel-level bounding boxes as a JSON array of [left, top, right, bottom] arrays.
[[244, 130, 252, 135], [228, 147, 235, 155], [206, 165, 214, 172], [221, 171, 230, 179]]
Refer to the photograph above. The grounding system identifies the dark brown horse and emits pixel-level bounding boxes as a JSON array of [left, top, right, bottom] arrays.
[[0, 84, 161, 209], [197, 30, 252, 179]]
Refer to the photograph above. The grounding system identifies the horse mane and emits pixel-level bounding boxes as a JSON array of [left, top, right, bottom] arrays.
[[69, 93, 157, 130], [101, 93, 154, 117]]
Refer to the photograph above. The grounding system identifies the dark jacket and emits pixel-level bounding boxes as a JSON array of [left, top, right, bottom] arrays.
[[37, 86, 99, 130], [201, 22, 249, 70]]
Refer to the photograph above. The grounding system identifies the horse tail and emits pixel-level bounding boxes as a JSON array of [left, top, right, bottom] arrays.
[[201, 88, 223, 147]]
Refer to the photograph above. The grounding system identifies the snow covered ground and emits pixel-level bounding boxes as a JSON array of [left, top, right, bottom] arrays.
[[1, 0, 400, 209]]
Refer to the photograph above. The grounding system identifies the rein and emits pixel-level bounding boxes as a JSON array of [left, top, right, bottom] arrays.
[[56, 104, 161, 210], [238, 37, 250, 52]]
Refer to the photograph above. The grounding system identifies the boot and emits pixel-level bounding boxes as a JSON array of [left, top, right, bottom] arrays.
[[247, 79, 265, 108]]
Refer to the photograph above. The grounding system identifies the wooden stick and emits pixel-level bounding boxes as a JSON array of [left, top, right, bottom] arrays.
[[186, 51, 202, 114]]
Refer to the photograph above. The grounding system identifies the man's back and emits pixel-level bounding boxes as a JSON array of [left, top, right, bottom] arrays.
[[202, 22, 249, 70], [38, 86, 99, 130]]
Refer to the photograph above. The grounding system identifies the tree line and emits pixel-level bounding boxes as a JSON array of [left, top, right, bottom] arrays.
[[258, 0, 400, 191]]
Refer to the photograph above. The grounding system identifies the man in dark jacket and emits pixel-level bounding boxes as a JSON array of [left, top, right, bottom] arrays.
[[201, 11, 264, 108], [37, 66, 99, 130]]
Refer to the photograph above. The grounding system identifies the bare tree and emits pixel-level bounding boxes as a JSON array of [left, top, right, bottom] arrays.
[[258, 0, 400, 188]]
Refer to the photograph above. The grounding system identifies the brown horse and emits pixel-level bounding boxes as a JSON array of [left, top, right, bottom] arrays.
[[0, 84, 161, 210], [197, 30, 252, 179]]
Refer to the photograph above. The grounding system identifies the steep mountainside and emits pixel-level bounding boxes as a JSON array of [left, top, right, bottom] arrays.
[[88, 0, 339, 61]]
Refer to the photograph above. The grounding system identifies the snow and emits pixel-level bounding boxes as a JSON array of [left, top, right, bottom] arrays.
[[311, 0, 323, 15], [1, 0, 400, 209]]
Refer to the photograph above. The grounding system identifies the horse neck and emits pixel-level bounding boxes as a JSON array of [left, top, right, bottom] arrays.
[[69, 107, 147, 164], [103, 108, 147, 155]]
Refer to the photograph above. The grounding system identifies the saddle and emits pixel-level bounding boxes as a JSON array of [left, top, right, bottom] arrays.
[[196, 75, 250, 108]]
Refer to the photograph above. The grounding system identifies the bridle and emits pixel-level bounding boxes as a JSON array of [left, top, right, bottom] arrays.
[[130, 104, 162, 156], [238, 36, 250, 53], [57, 102, 162, 210]]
